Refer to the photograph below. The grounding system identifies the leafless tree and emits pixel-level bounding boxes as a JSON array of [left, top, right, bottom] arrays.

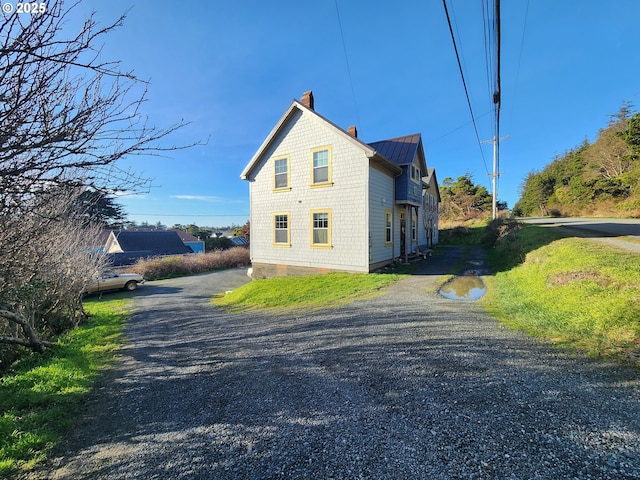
[[0, 1, 193, 353], [0, 188, 109, 352], [585, 126, 632, 180]]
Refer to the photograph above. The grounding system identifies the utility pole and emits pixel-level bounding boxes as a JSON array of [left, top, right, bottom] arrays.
[[482, 135, 509, 219]]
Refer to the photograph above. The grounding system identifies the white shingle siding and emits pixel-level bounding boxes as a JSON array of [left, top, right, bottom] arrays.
[[368, 166, 395, 265], [249, 108, 372, 273]]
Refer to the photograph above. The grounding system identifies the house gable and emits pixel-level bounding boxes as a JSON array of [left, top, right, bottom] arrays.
[[241, 100, 400, 181], [370, 134, 428, 206]]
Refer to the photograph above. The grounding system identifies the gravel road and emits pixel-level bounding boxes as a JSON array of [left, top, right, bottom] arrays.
[[23, 247, 640, 479]]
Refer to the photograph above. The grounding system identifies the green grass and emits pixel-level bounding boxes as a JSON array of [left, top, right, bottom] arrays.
[[483, 226, 640, 364], [0, 296, 131, 477], [212, 272, 404, 312]]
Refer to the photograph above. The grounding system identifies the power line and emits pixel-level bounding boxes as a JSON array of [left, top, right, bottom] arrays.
[[426, 110, 493, 145], [507, 0, 530, 128], [442, 0, 490, 177], [334, 0, 361, 129]]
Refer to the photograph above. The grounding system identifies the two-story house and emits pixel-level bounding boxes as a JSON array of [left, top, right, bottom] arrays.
[[241, 91, 439, 279]]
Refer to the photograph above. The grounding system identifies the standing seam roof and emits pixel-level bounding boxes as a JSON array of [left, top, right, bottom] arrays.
[[368, 133, 422, 166]]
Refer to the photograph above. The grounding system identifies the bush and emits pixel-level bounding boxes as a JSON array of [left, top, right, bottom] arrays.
[[205, 236, 233, 251], [481, 218, 522, 247], [123, 247, 250, 280]]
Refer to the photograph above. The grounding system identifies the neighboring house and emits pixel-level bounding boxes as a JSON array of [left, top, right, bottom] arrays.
[[230, 236, 249, 247], [91, 229, 114, 253], [423, 168, 441, 247], [241, 90, 440, 278], [105, 230, 194, 266], [173, 230, 206, 253]]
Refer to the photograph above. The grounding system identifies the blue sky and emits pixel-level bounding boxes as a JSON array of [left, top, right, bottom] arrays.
[[70, 1, 640, 227]]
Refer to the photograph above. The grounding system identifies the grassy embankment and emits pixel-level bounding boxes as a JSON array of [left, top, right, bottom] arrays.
[[478, 222, 640, 364], [213, 271, 404, 312], [0, 297, 130, 477]]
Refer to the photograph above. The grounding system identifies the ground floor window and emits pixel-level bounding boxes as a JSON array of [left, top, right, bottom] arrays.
[[311, 210, 331, 247], [273, 213, 290, 246], [384, 210, 392, 245]]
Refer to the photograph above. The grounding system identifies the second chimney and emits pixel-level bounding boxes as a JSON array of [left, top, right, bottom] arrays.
[[347, 125, 358, 138], [301, 91, 314, 110]]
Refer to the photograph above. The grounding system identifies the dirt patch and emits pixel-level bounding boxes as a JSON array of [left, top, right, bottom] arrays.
[[548, 270, 612, 287]]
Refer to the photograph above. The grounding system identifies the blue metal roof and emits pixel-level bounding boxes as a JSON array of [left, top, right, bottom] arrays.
[[112, 231, 193, 255], [368, 133, 422, 166]]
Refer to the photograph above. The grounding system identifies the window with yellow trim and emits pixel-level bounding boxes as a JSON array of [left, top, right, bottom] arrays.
[[273, 156, 289, 190], [273, 213, 290, 246], [311, 146, 331, 186], [310, 210, 331, 247]]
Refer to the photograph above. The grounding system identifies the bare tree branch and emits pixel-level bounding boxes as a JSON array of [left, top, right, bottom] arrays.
[[0, 0, 197, 355]]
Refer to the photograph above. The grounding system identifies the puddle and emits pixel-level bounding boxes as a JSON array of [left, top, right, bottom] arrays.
[[439, 276, 487, 301]]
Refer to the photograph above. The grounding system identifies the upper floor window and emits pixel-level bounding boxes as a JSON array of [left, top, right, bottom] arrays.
[[411, 165, 421, 182], [311, 146, 332, 186], [274, 156, 289, 190]]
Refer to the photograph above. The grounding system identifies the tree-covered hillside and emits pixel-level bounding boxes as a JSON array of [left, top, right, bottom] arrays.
[[439, 174, 507, 223], [514, 103, 640, 218]]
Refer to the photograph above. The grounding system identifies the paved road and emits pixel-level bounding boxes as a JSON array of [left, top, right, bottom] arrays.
[[519, 217, 640, 254], [23, 251, 640, 479], [520, 217, 640, 238]]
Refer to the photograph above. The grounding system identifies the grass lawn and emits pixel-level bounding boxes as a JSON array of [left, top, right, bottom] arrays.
[[483, 224, 640, 364], [0, 296, 130, 477], [212, 272, 404, 312]]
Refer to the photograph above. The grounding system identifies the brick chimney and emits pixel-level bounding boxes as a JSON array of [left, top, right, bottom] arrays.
[[347, 125, 358, 138], [300, 91, 314, 110]]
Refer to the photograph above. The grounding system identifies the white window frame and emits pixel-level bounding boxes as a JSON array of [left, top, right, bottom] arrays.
[[384, 210, 393, 245]]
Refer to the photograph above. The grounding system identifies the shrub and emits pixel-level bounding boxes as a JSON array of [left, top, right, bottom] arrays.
[[481, 218, 522, 247], [205, 236, 233, 251], [123, 247, 250, 280]]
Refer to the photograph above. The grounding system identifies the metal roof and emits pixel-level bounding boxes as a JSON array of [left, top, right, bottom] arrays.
[[368, 133, 422, 167], [111, 231, 193, 255]]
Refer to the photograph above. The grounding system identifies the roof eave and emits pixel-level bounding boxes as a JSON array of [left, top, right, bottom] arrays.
[[369, 152, 402, 175]]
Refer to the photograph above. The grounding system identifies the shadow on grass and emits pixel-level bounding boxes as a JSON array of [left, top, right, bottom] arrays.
[[438, 220, 576, 275]]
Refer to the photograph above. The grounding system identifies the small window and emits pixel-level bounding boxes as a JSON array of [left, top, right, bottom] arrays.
[[311, 210, 331, 247], [273, 213, 290, 246], [411, 165, 421, 182], [311, 147, 331, 185], [384, 210, 392, 245], [274, 157, 289, 190], [411, 214, 417, 241]]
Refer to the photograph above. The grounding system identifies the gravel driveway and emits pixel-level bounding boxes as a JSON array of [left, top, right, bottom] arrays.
[[24, 247, 640, 479]]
